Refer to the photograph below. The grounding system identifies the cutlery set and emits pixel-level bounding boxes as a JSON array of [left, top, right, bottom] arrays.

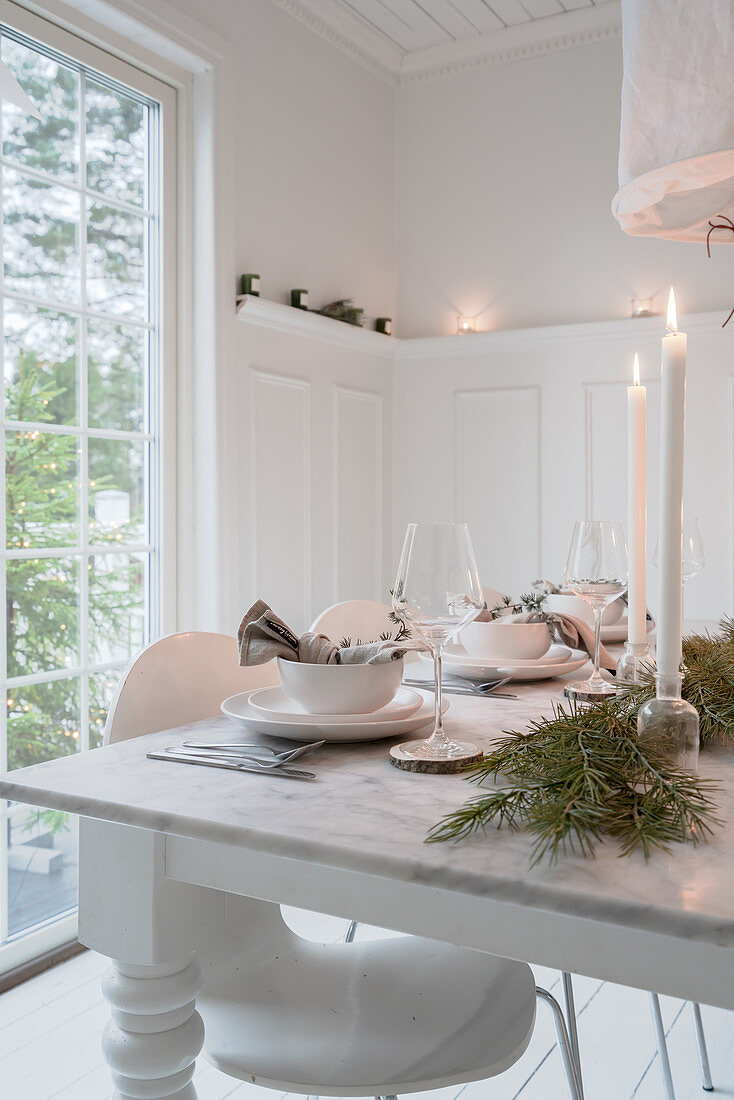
[[147, 678, 515, 776], [146, 739, 326, 779]]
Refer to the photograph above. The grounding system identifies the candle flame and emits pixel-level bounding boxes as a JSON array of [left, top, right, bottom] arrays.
[[667, 287, 677, 333], [633, 352, 640, 386]]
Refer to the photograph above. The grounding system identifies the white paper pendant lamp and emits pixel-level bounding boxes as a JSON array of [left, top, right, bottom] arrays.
[[0, 57, 41, 119], [612, 0, 734, 242]]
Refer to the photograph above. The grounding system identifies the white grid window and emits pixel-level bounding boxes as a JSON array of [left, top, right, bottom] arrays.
[[0, 13, 169, 963]]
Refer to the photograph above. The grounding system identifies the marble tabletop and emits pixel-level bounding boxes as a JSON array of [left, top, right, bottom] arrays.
[[1, 671, 734, 954]]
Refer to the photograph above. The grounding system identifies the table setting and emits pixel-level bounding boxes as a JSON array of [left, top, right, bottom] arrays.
[[137, 285, 731, 873]]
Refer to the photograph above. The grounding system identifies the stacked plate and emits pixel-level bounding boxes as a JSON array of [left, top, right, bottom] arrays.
[[419, 642, 589, 682], [221, 686, 445, 743]]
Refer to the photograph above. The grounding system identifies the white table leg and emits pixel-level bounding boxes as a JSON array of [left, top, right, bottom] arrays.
[[102, 955, 204, 1099], [78, 818, 225, 1100]]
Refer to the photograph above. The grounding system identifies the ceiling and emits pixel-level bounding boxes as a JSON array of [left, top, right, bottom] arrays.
[[339, 0, 613, 55], [273, 0, 620, 83]]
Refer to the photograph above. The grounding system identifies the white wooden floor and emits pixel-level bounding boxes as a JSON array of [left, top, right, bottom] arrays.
[[1, 909, 733, 1100]]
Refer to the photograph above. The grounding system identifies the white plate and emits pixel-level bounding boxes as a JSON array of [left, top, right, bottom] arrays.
[[422, 649, 589, 682], [221, 690, 448, 742], [442, 643, 571, 667], [248, 685, 423, 725], [601, 617, 656, 644]]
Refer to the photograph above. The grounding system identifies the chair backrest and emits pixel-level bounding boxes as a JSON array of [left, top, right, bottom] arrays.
[[104, 631, 278, 744], [309, 600, 394, 644]]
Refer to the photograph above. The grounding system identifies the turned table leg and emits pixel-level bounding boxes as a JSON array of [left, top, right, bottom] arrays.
[[78, 818, 226, 1100], [102, 955, 204, 1099]]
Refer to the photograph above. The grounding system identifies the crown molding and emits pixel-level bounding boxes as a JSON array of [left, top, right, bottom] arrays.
[[267, 0, 401, 84], [268, 0, 620, 86], [399, 2, 621, 84]]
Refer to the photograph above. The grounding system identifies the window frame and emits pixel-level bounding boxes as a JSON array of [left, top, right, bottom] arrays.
[[0, 0, 178, 976]]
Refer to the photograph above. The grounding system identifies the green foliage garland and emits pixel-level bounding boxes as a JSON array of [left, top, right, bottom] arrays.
[[426, 622, 734, 863]]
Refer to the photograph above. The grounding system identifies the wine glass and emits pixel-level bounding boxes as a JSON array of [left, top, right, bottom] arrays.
[[563, 520, 628, 698], [654, 517, 705, 585], [392, 522, 484, 761]]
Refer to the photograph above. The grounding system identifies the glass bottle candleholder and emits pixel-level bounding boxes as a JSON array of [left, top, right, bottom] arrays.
[[616, 640, 653, 684], [636, 672, 699, 772]]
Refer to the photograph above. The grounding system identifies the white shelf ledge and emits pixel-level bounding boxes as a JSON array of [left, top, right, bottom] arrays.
[[236, 295, 397, 357]]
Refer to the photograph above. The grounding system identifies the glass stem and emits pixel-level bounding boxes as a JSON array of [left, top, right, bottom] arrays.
[[430, 642, 447, 746], [591, 606, 603, 684]]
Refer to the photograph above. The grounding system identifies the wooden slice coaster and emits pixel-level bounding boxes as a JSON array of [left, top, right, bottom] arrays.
[[389, 744, 484, 774], [563, 685, 618, 704]]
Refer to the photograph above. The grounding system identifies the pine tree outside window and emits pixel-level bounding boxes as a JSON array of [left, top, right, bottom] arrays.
[[0, 8, 175, 974]]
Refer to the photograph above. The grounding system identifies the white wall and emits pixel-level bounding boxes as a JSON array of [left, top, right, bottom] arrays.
[[393, 312, 733, 622], [396, 38, 734, 338], [176, 0, 397, 322]]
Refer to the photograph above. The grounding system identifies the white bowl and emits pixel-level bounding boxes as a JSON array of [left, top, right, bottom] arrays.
[[460, 620, 552, 661], [543, 593, 625, 626], [277, 656, 404, 715]]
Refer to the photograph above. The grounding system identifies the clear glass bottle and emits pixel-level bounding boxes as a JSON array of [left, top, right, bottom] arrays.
[[636, 672, 699, 771], [616, 640, 653, 684]]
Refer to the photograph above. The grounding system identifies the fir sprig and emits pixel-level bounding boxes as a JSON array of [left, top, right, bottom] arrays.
[[427, 620, 734, 863]]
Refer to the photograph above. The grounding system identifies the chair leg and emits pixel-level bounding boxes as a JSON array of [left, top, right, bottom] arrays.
[[561, 972, 584, 1099], [649, 992, 676, 1100], [344, 920, 358, 943], [536, 987, 583, 1100], [691, 1002, 714, 1091]]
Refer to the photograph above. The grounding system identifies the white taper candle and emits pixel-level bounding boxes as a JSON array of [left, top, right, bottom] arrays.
[[657, 289, 686, 676], [627, 353, 647, 645]]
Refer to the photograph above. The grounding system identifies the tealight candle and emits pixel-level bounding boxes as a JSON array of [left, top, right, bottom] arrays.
[[291, 289, 309, 310], [375, 317, 392, 335], [240, 273, 260, 296]]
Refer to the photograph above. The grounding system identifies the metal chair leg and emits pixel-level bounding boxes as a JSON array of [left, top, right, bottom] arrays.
[[691, 1002, 714, 1091], [561, 972, 584, 1099], [344, 920, 358, 943], [649, 992, 676, 1100], [536, 987, 583, 1100]]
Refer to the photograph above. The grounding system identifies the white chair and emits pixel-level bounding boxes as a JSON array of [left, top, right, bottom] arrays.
[[103, 632, 581, 1099], [104, 631, 278, 744], [310, 599, 396, 643]]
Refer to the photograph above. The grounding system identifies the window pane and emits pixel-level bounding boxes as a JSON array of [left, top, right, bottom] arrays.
[[89, 667, 122, 749], [86, 200, 145, 317], [7, 557, 80, 677], [86, 78, 145, 206], [7, 676, 80, 770], [1, 37, 79, 182], [88, 552, 146, 664], [6, 429, 79, 549], [5, 302, 78, 426], [3, 167, 80, 304], [88, 437, 145, 544], [7, 806, 78, 937], [87, 318, 144, 431]]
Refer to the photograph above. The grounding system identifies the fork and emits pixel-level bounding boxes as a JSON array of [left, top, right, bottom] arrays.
[[182, 739, 325, 762]]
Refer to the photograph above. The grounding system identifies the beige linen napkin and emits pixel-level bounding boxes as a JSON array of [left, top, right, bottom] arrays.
[[238, 600, 410, 666]]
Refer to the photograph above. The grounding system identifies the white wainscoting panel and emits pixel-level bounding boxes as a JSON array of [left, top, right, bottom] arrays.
[[333, 387, 383, 605], [455, 387, 540, 596], [250, 370, 311, 630], [394, 312, 733, 621], [229, 317, 393, 635]]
